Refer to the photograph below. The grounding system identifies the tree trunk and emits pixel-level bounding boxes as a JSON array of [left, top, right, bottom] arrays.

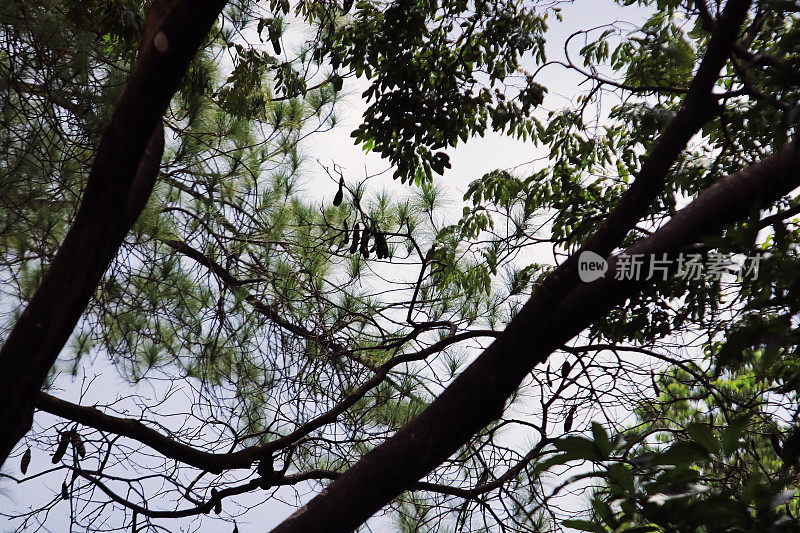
[[0, 0, 229, 466]]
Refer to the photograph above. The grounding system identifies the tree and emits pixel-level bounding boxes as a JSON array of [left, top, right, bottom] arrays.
[[2, 0, 800, 532], [0, 0, 230, 461]]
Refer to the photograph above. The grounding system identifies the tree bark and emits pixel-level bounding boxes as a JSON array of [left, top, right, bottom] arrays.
[[0, 0, 228, 466], [270, 2, 760, 530], [270, 141, 800, 532]]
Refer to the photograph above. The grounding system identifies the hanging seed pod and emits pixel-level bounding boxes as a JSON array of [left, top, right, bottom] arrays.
[[269, 23, 281, 56], [52, 432, 69, 464], [382, 234, 389, 258], [233, 524, 239, 533], [349, 223, 360, 254], [333, 176, 344, 206], [331, 73, 343, 92], [340, 220, 349, 248], [368, 224, 379, 255], [61, 481, 69, 500], [360, 227, 370, 258], [545, 364, 552, 387], [374, 235, 382, 258], [651, 370, 660, 396], [560, 361, 571, 381], [377, 232, 389, 259], [70, 431, 86, 458], [564, 405, 576, 433], [771, 432, 783, 456], [20, 447, 31, 474]]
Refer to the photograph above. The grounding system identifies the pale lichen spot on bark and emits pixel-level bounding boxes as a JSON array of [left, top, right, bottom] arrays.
[[154, 31, 169, 53]]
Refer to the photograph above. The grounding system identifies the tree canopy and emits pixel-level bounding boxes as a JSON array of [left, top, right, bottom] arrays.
[[2, 0, 800, 532]]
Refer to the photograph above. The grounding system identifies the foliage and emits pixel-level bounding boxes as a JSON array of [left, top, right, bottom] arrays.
[[2, 0, 800, 532]]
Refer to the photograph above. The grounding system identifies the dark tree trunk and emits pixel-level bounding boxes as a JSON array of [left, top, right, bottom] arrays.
[[0, 0, 229, 466]]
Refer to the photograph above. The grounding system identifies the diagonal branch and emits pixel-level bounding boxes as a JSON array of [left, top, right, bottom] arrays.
[[267, 4, 756, 530], [271, 140, 800, 532], [163, 239, 351, 356], [36, 392, 243, 474]]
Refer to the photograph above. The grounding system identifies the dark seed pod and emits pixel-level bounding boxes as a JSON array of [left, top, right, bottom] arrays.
[[373, 235, 382, 258], [376, 232, 389, 259], [560, 361, 571, 380], [52, 432, 69, 464], [61, 481, 69, 500], [233, 524, 239, 533], [564, 406, 576, 433], [360, 227, 370, 258], [333, 177, 344, 206], [20, 447, 31, 474], [349, 223, 360, 254], [545, 364, 552, 387], [340, 220, 349, 248], [331, 73, 343, 92], [71, 431, 86, 458]]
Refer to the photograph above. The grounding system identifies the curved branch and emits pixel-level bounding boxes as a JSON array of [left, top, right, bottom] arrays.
[[35, 329, 502, 473]]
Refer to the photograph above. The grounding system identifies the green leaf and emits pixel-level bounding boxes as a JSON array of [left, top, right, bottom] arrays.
[[607, 463, 635, 493], [721, 417, 749, 456], [686, 423, 719, 454], [592, 422, 612, 458], [561, 519, 607, 532], [716, 325, 760, 369], [771, 489, 796, 511], [653, 441, 709, 467], [531, 452, 573, 474], [592, 498, 617, 528], [555, 436, 603, 461]]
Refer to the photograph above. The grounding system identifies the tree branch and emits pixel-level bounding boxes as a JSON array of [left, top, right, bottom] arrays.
[[269, 141, 800, 531], [35, 328, 502, 473]]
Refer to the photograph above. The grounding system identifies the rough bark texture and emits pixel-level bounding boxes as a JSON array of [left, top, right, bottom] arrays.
[[0, 0, 228, 465], [271, 2, 758, 530], [270, 142, 800, 532], [0, 0, 772, 530]]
